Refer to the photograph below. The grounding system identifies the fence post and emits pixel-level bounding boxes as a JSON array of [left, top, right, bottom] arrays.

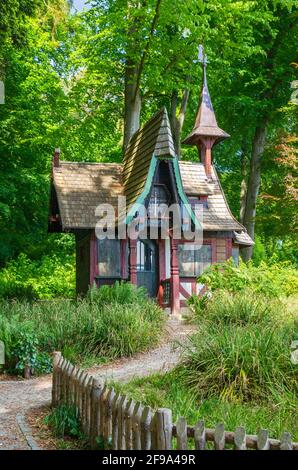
[[124, 398, 135, 450], [257, 429, 270, 450], [84, 376, 93, 437], [214, 423, 225, 450], [52, 351, 61, 407], [152, 408, 172, 450], [90, 379, 102, 449], [194, 420, 206, 450], [280, 432, 293, 450], [111, 392, 120, 450], [117, 395, 128, 450], [176, 417, 187, 450], [234, 426, 246, 450], [141, 406, 153, 450], [104, 387, 115, 443], [132, 402, 143, 450]]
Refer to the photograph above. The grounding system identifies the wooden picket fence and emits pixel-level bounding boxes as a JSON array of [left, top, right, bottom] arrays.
[[52, 352, 298, 451]]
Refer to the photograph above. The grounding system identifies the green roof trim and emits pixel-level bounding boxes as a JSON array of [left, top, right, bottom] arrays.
[[125, 154, 157, 224], [172, 157, 201, 229], [125, 154, 201, 232]]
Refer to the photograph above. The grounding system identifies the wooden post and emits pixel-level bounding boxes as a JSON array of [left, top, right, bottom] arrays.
[[104, 387, 115, 442], [132, 402, 143, 450], [60, 359, 67, 403], [153, 408, 172, 450], [194, 420, 206, 450], [170, 237, 180, 315], [257, 429, 270, 450], [129, 238, 137, 285], [52, 351, 62, 407], [140, 406, 153, 450], [280, 432, 293, 450], [90, 379, 102, 449], [99, 385, 108, 439], [124, 398, 135, 450], [84, 376, 93, 436], [234, 426, 246, 450], [117, 395, 127, 450], [176, 417, 187, 450], [66, 363, 74, 406], [214, 423, 225, 450], [111, 392, 121, 450]]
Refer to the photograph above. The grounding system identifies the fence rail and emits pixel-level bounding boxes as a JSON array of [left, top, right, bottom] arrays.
[[52, 352, 297, 451]]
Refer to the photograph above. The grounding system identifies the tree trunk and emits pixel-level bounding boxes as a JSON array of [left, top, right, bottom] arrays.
[[123, 0, 162, 152], [239, 151, 248, 224], [170, 87, 189, 157], [241, 121, 268, 261], [123, 60, 142, 151]]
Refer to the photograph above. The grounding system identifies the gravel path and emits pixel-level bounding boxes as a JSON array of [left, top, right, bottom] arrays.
[[0, 316, 194, 450]]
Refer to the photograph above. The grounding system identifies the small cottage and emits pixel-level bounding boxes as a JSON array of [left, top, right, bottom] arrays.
[[49, 59, 253, 313]]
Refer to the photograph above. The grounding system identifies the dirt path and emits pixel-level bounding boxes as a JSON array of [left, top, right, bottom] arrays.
[[0, 316, 194, 450]]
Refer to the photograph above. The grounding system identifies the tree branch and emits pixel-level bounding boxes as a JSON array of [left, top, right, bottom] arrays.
[[133, 0, 162, 102]]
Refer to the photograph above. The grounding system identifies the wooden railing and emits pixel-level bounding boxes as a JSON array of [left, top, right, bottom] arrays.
[[52, 352, 298, 451]]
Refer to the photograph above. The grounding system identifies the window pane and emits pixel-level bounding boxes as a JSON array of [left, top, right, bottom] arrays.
[[232, 247, 239, 266], [98, 239, 121, 277], [178, 244, 195, 276], [178, 244, 212, 277]]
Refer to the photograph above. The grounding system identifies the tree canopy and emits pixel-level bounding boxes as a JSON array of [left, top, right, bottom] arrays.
[[0, 0, 297, 265]]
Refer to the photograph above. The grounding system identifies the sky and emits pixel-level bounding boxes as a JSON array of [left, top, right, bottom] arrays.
[[72, 0, 90, 12]]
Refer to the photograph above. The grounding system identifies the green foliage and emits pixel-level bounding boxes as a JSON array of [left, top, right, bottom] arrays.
[[198, 259, 298, 297], [45, 404, 82, 439], [87, 281, 147, 305], [188, 289, 282, 326], [0, 284, 166, 372], [0, 252, 75, 299], [115, 290, 298, 439], [116, 372, 298, 440], [177, 320, 297, 402]]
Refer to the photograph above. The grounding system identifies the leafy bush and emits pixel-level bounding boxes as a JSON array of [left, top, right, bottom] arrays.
[[198, 259, 298, 297], [0, 252, 75, 299], [45, 405, 82, 438]]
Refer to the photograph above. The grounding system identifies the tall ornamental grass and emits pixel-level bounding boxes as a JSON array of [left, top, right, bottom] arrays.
[[0, 282, 166, 372]]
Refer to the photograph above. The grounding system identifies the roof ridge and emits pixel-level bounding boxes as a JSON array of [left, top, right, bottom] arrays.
[[59, 161, 122, 166], [125, 106, 169, 150]]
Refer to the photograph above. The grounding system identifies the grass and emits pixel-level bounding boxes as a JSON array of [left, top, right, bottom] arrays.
[[112, 372, 298, 440], [0, 282, 166, 373], [111, 292, 298, 441]]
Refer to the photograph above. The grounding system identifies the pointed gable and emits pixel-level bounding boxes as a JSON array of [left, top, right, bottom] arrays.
[[122, 107, 176, 219]]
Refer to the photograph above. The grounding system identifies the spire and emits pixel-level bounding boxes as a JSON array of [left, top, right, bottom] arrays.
[[182, 45, 229, 147]]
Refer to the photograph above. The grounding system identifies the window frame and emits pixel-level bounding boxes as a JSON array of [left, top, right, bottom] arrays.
[[97, 238, 122, 278], [178, 239, 216, 278]]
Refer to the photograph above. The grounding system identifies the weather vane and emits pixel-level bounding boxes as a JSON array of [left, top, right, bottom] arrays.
[[198, 44, 208, 66]]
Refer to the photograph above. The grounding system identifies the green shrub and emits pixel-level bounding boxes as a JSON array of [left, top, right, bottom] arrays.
[[45, 405, 82, 438], [177, 320, 298, 402], [0, 253, 75, 299], [199, 259, 298, 297]]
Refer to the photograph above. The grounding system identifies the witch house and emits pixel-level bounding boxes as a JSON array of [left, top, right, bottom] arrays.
[[49, 56, 253, 313]]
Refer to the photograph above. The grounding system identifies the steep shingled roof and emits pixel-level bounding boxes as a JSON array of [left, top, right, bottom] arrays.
[[52, 162, 123, 230], [122, 107, 175, 214], [51, 160, 248, 234]]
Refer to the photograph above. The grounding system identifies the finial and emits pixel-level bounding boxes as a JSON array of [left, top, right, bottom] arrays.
[[198, 44, 208, 66]]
